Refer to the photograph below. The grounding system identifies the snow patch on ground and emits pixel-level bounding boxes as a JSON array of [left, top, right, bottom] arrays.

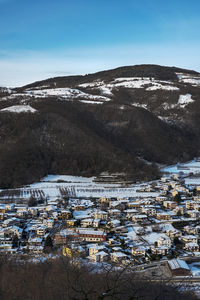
[[1, 93, 31, 101], [146, 85, 179, 91], [178, 94, 194, 108], [162, 94, 195, 110], [1, 105, 36, 113], [25, 87, 110, 103], [162, 103, 177, 110], [162, 160, 200, 175], [176, 73, 200, 86], [0, 87, 12, 93], [28, 85, 51, 90], [132, 103, 148, 109], [79, 77, 179, 94], [79, 81, 113, 96], [113, 78, 178, 91], [79, 100, 103, 105], [158, 116, 171, 123], [183, 78, 200, 85]]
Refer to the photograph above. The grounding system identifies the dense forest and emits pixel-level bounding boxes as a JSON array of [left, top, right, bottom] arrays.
[[0, 256, 197, 300], [0, 101, 160, 188]]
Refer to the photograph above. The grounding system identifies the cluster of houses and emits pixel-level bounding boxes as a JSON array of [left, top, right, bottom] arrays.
[[1, 172, 200, 267]]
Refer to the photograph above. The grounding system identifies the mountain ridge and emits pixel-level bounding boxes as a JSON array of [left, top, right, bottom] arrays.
[[20, 64, 199, 90]]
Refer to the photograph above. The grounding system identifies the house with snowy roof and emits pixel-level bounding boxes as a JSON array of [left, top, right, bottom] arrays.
[[111, 251, 128, 263], [93, 210, 108, 220], [185, 242, 199, 252], [81, 218, 93, 227], [0, 205, 6, 214], [166, 228, 182, 239], [110, 219, 121, 228], [141, 206, 156, 216], [78, 229, 106, 242], [92, 251, 109, 262], [167, 259, 191, 276], [43, 218, 54, 229], [11, 225, 23, 238], [127, 201, 141, 209], [54, 229, 75, 245], [181, 235, 198, 244], [28, 237, 43, 246], [132, 214, 148, 223], [36, 225, 47, 236], [151, 245, 170, 255], [163, 201, 177, 210], [124, 209, 138, 218], [156, 212, 172, 220], [187, 210, 200, 218], [5, 204, 15, 211], [2, 217, 21, 228], [28, 245, 44, 254], [132, 246, 146, 257], [157, 235, 171, 248], [109, 209, 121, 216], [88, 244, 105, 256]]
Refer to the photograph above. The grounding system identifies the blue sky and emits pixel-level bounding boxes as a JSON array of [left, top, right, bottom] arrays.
[[0, 0, 200, 86]]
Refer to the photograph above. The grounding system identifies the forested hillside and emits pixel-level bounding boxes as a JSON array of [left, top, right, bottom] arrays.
[[0, 64, 200, 188], [0, 256, 197, 300]]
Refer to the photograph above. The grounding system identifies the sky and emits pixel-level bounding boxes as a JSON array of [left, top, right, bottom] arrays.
[[0, 0, 200, 86]]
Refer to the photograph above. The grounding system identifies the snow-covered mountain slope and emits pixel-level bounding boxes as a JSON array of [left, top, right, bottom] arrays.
[[0, 65, 199, 123], [79, 77, 179, 92]]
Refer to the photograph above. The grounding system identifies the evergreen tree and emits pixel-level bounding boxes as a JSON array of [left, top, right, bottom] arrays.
[[193, 188, 197, 196], [12, 235, 19, 248], [28, 196, 37, 207], [174, 193, 182, 204], [44, 235, 53, 253]]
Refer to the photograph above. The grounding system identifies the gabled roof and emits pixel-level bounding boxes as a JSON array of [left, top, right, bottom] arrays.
[[168, 259, 190, 270]]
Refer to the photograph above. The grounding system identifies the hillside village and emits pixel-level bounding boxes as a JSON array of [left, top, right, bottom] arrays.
[[0, 161, 200, 279]]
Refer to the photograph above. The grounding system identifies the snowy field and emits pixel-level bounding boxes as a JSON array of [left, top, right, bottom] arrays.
[[1, 158, 200, 201], [29, 175, 160, 199], [162, 160, 200, 175], [0, 174, 160, 201]]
